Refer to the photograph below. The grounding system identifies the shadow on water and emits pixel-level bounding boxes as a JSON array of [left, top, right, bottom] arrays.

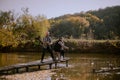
[[0, 52, 120, 80]]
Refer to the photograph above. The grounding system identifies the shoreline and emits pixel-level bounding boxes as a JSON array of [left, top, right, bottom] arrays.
[[0, 40, 120, 53], [1, 70, 55, 80]]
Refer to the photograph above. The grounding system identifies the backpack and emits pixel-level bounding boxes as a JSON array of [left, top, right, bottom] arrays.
[[53, 40, 62, 50]]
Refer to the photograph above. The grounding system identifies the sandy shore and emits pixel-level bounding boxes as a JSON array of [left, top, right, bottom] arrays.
[[1, 70, 55, 80]]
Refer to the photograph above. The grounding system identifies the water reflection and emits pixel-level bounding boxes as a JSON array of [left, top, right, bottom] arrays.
[[0, 52, 120, 80], [0, 52, 41, 67], [51, 53, 120, 80]]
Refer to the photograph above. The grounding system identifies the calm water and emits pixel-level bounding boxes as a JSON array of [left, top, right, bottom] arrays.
[[0, 52, 120, 80]]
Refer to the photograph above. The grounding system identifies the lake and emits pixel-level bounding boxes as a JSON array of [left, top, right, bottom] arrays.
[[0, 52, 120, 80]]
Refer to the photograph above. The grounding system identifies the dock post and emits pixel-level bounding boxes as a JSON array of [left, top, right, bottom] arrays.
[[7, 70, 9, 74], [16, 68, 19, 73], [55, 62, 57, 69], [66, 60, 68, 67], [38, 65, 40, 69], [12, 69, 15, 74], [26, 67, 29, 72], [49, 64, 52, 69]]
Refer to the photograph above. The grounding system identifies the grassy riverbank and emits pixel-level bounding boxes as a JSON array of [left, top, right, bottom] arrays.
[[64, 39, 120, 53], [0, 39, 120, 53]]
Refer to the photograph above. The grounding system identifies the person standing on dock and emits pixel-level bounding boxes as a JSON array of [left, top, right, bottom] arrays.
[[59, 37, 69, 60], [41, 31, 56, 63], [53, 37, 69, 61]]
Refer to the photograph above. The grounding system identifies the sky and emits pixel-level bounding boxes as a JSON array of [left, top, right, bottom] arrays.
[[0, 0, 120, 19]]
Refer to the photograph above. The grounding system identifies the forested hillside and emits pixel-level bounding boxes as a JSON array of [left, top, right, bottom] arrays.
[[0, 6, 120, 52], [49, 6, 120, 39]]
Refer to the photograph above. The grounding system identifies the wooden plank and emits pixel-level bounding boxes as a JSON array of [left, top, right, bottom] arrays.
[[0, 65, 15, 72]]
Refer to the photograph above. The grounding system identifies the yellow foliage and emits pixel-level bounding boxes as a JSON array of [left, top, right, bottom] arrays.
[[66, 16, 90, 27], [0, 29, 17, 47]]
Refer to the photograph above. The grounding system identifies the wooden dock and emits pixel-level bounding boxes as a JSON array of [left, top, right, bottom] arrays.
[[0, 58, 70, 75], [92, 67, 120, 73]]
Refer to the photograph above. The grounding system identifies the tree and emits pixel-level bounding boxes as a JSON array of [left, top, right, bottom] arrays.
[[50, 16, 89, 38], [13, 8, 50, 42], [0, 11, 17, 47], [84, 13, 103, 39], [0, 8, 50, 50]]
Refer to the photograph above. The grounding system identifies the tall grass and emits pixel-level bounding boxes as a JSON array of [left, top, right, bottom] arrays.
[[64, 39, 120, 53]]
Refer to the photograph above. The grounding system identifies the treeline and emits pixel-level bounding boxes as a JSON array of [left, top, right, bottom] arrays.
[[49, 6, 120, 39], [0, 8, 50, 52], [0, 6, 120, 52]]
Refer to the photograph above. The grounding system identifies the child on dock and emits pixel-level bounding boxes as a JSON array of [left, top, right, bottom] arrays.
[[53, 37, 69, 61]]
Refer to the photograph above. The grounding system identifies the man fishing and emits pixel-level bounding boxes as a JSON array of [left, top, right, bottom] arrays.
[[40, 31, 56, 63]]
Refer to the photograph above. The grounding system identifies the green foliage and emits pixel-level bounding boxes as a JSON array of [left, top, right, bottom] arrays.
[[50, 16, 89, 38], [88, 6, 120, 39], [50, 6, 120, 40], [0, 8, 50, 51], [33, 15, 50, 38]]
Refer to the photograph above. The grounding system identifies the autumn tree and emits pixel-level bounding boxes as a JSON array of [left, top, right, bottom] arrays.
[[50, 16, 89, 38]]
